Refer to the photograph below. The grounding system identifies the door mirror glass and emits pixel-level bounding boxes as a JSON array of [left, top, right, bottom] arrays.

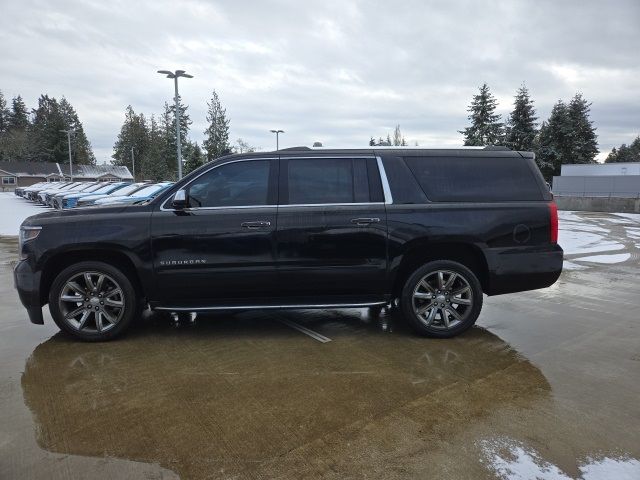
[[172, 189, 187, 209]]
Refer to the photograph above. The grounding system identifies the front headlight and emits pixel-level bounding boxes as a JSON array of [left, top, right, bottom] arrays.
[[19, 226, 42, 259]]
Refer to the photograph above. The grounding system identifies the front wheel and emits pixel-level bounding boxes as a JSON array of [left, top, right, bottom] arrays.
[[400, 260, 483, 338], [48, 261, 138, 341]]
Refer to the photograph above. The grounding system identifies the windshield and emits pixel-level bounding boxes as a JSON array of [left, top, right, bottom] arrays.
[[72, 183, 94, 191], [131, 184, 167, 197], [115, 183, 147, 196], [80, 183, 106, 193], [90, 183, 121, 194]]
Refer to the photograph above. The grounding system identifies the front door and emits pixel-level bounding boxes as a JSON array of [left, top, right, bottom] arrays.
[[275, 156, 388, 300], [150, 158, 279, 306]]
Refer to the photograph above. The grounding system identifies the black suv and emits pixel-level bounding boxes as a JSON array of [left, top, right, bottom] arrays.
[[15, 147, 562, 341]]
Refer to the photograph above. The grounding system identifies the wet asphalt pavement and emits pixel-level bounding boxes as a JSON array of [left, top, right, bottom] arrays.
[[1, 212, 639, 479]]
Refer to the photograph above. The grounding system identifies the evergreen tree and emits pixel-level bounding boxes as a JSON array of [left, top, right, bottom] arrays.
[[29, 94, 66, 163], [393, 125, 402, 146], [59, 97, 95, 165], [27, 95, 95, 164], [160, 98, 191, 179], [0, 91, 9, 135], [203, 90, 230, 161], [112, 105, 149, 178], [140, 115, 170, 181], [534, 101, 572, 178], [534, 94, 599, 179], [369, 137, 375, 146], [0, 94, 31, 161], [605, 135, 640, 163], [506, 84, 538, 151], [460, 83, 504, 146], [567, 93, 598, 164], [8, 95, 29, 131], [183, 141, 205, 174]]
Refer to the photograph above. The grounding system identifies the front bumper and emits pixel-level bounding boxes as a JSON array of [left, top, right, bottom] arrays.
[[485, 243, 564, 296], [13, 259, 44, 324]]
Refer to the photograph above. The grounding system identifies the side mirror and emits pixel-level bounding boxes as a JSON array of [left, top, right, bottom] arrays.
[[171, 189, 187, 209]]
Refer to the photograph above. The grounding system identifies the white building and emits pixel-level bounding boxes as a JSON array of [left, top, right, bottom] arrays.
[[561, 163, 640, 176], [553, 162, 640, 197]]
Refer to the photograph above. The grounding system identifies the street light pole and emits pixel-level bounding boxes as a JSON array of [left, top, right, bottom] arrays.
[[270, 129, 284, 150], [130, 146, 135, 181], [157, 69, 194, 180], [60, 129, 75, 181]]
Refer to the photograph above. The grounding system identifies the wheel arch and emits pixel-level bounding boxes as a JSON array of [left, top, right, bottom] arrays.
[[39, 248, 146, 306], [391, 240, 489, 299]]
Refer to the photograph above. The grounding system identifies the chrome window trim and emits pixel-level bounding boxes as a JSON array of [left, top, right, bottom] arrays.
[[376, 156, 393, 205], [279, 202, 384, 208], [160, 157, 278, 211], [167, 202, 386, 213], [159, 155, 391, 211]]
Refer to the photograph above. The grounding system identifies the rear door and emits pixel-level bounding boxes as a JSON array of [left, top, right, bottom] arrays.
[[275, 156, 388, 300]]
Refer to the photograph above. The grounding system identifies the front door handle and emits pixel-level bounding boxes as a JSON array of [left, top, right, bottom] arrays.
[[241, 221, 271, 229], [350, 217, 380, 226]]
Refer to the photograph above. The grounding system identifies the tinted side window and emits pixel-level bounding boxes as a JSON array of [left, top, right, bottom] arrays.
[[286, 158, 370, 204], [380, 156, 428, 204], [186, 160, 270, 207], [404, 156, 543, 202]]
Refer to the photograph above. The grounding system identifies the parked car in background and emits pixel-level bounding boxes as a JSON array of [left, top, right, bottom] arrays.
[[75, 182, 149, 207], [92, 182, 174, 206], [24, 182, 72, 201], [51, 183, 103, 208], [15, 182, 48, 197], [57, 182, 131, 209], [43, 183, 97, 206], [15, 147, 562, 341], [38, 183, 83, 204], [52, 182, 123, 209]]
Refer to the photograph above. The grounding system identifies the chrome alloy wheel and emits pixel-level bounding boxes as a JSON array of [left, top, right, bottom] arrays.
[[58, 271, 125, 333], [412, 269, 473, 330]]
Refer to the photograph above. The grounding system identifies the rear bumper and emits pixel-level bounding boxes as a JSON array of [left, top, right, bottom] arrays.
[[13, 259, 44, 324], [485, 243, 563, 296]]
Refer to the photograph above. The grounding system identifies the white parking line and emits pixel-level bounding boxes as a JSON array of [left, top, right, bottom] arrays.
[[278, 319, 332, 343]]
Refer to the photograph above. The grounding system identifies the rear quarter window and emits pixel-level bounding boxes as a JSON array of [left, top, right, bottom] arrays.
[[404, 156, 543, 202]]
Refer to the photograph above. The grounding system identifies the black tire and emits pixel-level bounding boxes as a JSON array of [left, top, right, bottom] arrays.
[[48, 261, 139, 341], [400, 260, 483, 338]]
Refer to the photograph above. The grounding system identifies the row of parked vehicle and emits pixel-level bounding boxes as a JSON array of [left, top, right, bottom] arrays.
[[15, 180, 174, 209]]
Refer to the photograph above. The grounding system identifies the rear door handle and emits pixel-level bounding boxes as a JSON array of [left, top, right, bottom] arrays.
[[350, 217, 380, 225], [241, 221, 271, 229]]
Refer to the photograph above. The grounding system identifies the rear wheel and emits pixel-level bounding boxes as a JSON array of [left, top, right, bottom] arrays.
[[400, 260, 483, 338], [48, 261, 138, 341]]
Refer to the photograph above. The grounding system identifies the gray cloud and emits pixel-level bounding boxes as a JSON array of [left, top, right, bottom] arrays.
[[1, 0, 638, 162]]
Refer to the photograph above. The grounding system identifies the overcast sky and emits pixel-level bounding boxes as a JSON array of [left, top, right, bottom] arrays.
[[1, 0, 638, 163]]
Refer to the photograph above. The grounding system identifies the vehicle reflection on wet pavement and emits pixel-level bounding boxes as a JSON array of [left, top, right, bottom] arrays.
[[2, 211, 640, 479]]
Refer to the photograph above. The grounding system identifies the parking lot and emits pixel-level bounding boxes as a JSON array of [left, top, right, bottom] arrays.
[[1, 202, 639, 479]]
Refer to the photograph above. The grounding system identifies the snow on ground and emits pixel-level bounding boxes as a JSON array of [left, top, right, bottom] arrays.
[[558, 210, 635, 266], [558, 229, 623, 255], [562, 261, 588, 271], [0, 192, 46, 236], [575, 253, 631, 264], [609, 213, 640, 223], [479, 436, 640, 480]]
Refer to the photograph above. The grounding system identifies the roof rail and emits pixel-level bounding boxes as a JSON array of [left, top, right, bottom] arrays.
[[483, 146, 511, 151], [278, 146, 312, 151]]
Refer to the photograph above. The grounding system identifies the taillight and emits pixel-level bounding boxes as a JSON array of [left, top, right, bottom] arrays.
[[549, 201, 558, 244]]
